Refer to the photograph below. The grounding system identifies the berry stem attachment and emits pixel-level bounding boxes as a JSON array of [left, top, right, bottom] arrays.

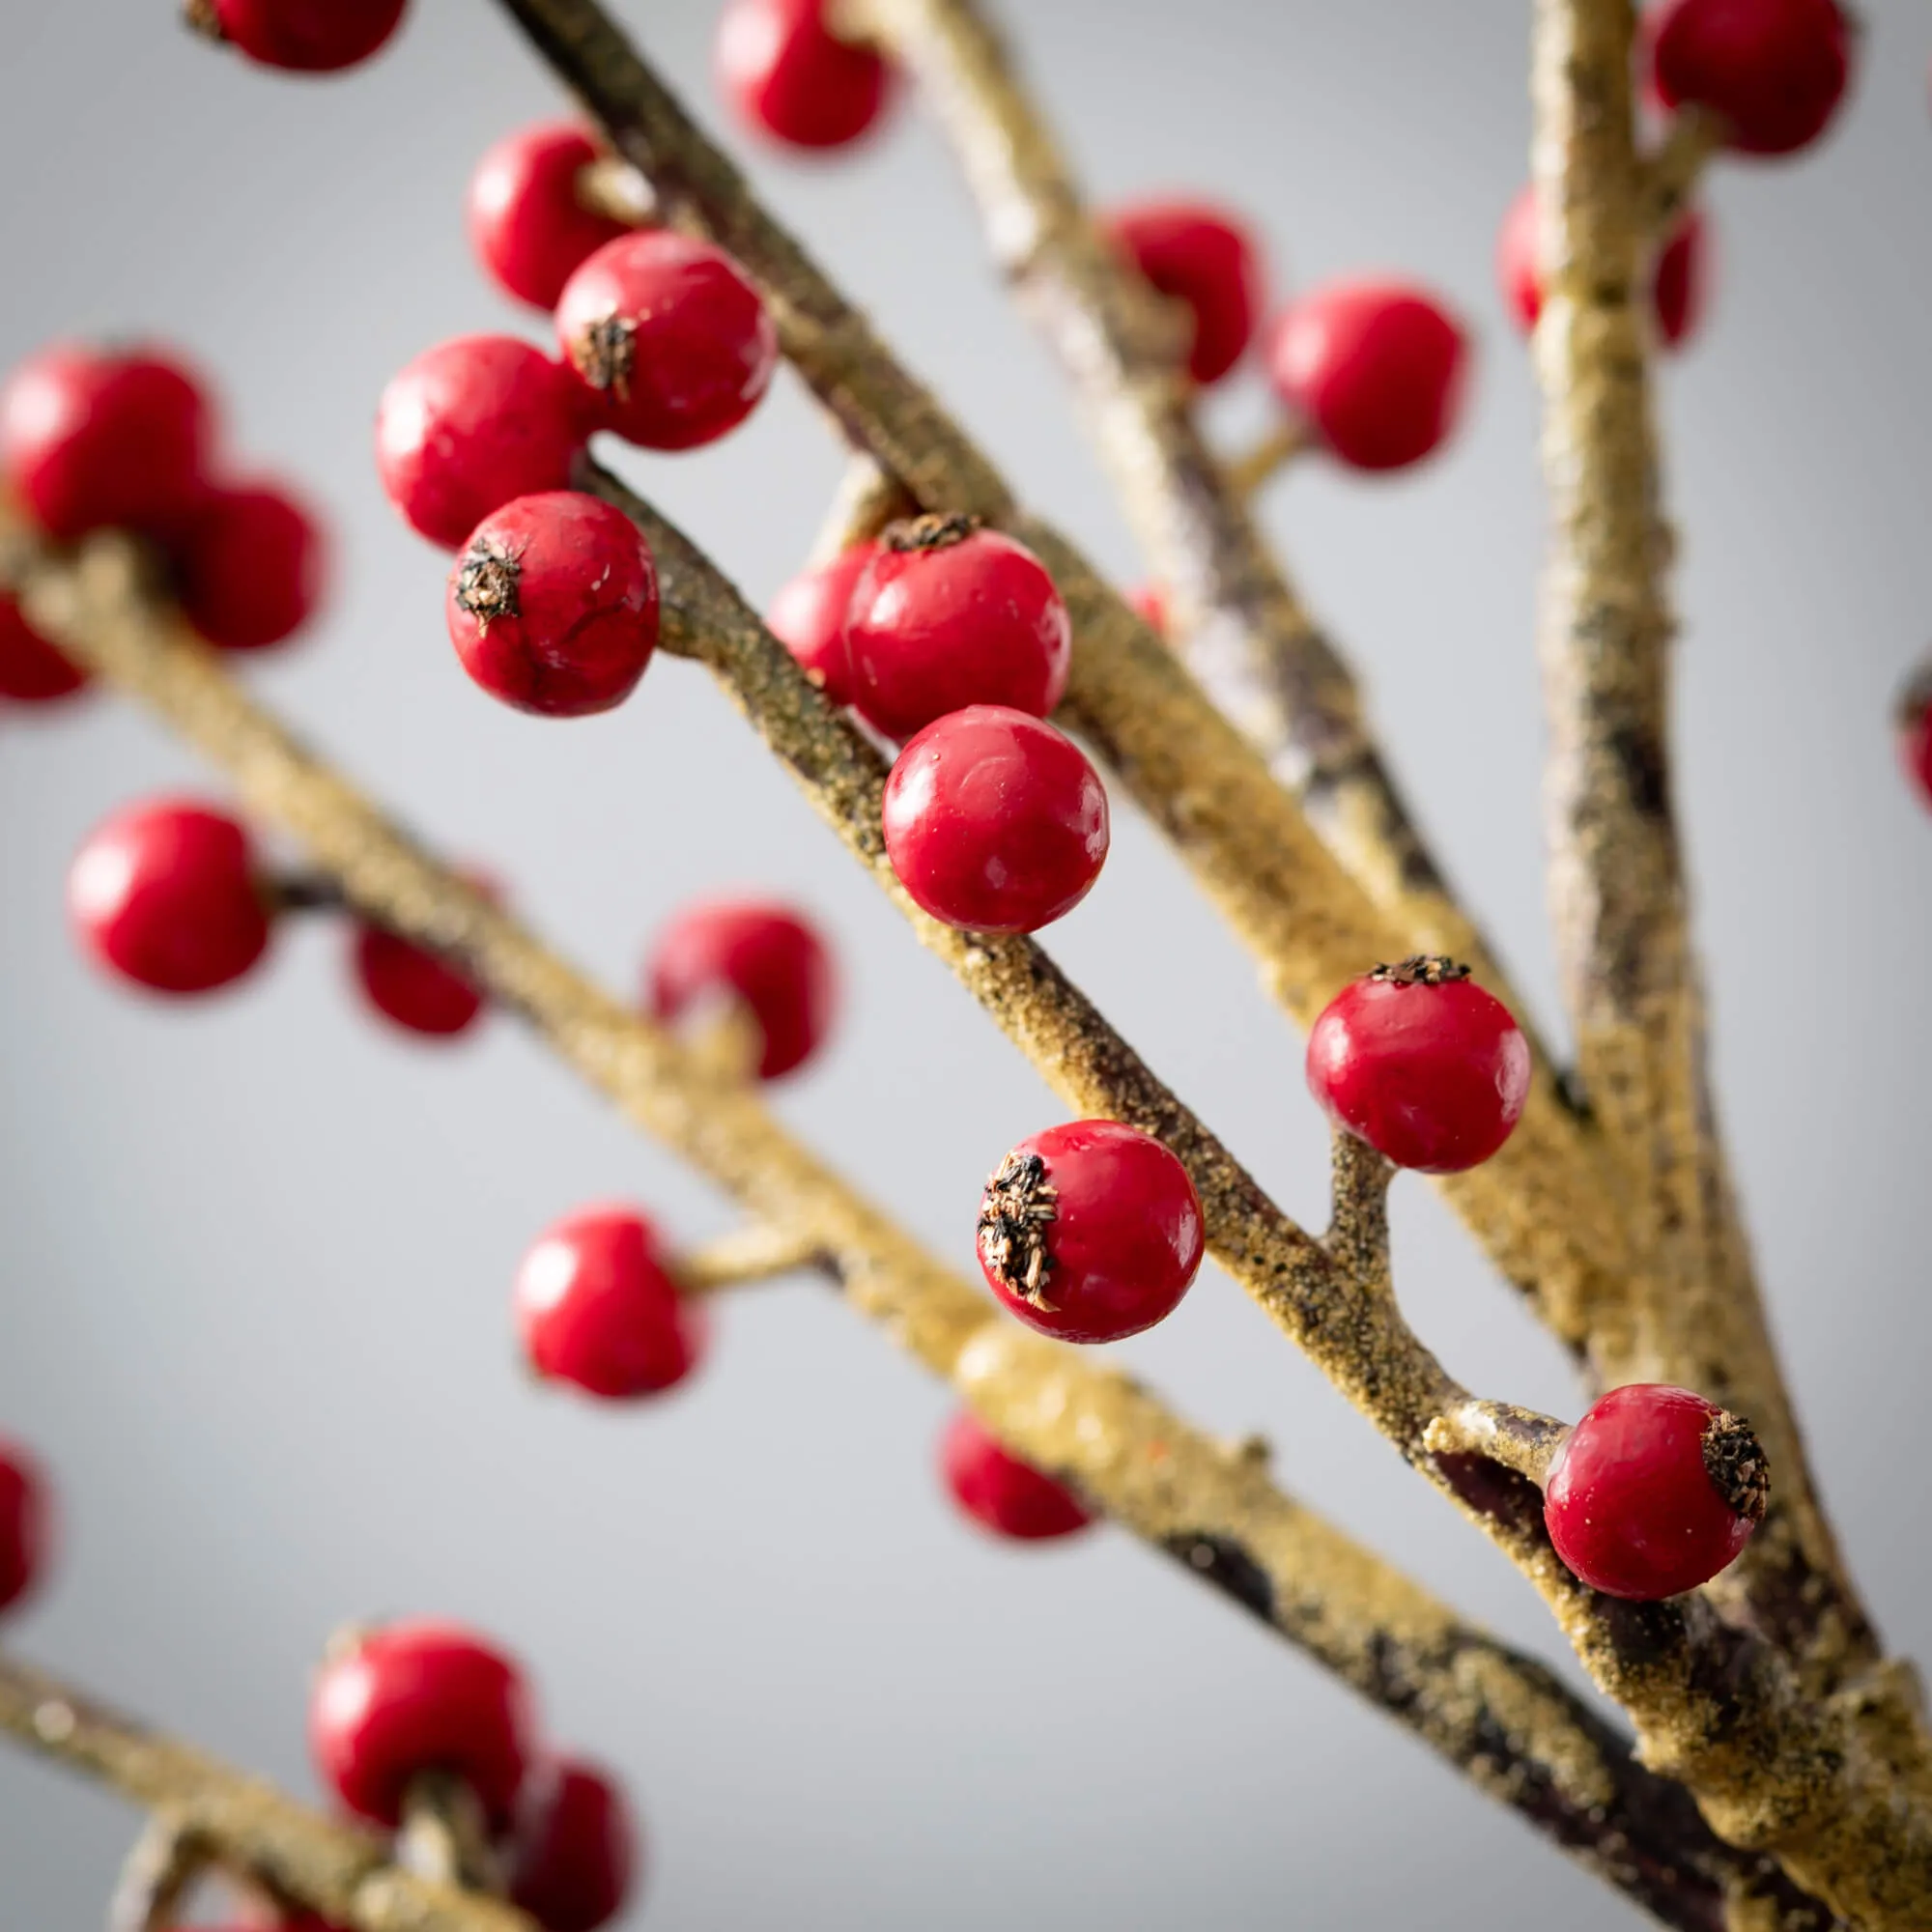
[[108, 1811, 215, 1932], [1639, 103, 1725, 235], [1222, 417, 1314, 502], [573, 154, 654, 227], [268, 869, 348, 915], [672, 1221, 828, 1295], [398, 1771, 505, 1896], [809, 452, 913, 567], [1322, 1127, 1393, 1288], [1422, 1400, 1573, 1490]]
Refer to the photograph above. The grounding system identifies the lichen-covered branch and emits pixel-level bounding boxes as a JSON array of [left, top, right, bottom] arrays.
[[1526, 0, 1887, 1710], [487, 0, 1639, 1378], [559, 482, 1932, 1923], [0, 534, 1833, 1930], [0, 1652, 534, 1932]]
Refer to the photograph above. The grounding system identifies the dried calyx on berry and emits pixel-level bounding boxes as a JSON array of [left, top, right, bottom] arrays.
[[1700, 1406, 1772, 1525], [977, 1149, 1060, 1310], [453, 536, 523, 633], [883, 510, 981, 553], [1370, 954, 1471, 987]]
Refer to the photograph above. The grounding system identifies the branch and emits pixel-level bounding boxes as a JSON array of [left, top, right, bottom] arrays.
[[0, 1652, 533, 1932], [487, 0, 1639, 1382], [3, 525, 1857, 1927], [1526, 0, 1889, 1709], [671, 1220, 826, 1294]]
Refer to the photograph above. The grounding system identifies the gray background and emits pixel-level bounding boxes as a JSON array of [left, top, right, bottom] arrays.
[[2, 2, 1928, 1926]]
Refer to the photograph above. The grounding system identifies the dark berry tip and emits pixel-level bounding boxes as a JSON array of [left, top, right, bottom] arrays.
[[885, 511, 982, 554], [977, 1148, 1059, 1310], [1370, 954, 1471, 988], [454, 539, 523, 633], [569, 312, 637, 399], [1701, 1408, 1770, 1524], [182, 0, 226, 42]]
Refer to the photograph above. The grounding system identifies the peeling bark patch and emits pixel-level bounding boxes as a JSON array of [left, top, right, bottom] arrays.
[[1606, 722, 1669, 819]]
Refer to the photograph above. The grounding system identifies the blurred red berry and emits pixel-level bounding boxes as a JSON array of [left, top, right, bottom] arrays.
[[70, 798, 273, 996], [764, 545, 873, 705], [468, 123, 632, 312], [353, 923, 487, 1039], [941, 1413, 1092, 1542], [1646, 0, 1850, 156], [1265, 279, 1469, 473], [309, 1619, 536, 1829], [1, 344, 215, 542], [716, 0, 896, 151], [0, 1437, 52, 1615], [1105, 200, 1263, 385], [175, 480, 327, 651], [194, 0, 408, 71], [0, 591, 89, 704], [515, 1206, 708, 1400], [509, 1754, 640, 1932], [646, 898, 837, 1081]]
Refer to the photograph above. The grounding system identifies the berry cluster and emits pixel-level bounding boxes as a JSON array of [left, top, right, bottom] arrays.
[[68, 794, 489, 1036], [0, 344, 324, 705], [309, 1619, 638, 1930]]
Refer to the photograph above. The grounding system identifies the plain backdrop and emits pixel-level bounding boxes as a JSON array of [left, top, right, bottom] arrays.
[[3, 3, 1930, 1927]]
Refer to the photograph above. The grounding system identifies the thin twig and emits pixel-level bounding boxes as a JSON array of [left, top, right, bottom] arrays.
[[808, 452, 913, 568], [397, 1772, 504, 1894], [1222, 417, 1314, 502], [1640, 104, 1724, 233], [3, 524, 1861, 1924], [108, 1813, 214, 1932], [1526, 0, 1890, 1711], [673, 1221, 826, 1294], [0, 1653, 533, 1932], [486, 0, 1637, 1379]]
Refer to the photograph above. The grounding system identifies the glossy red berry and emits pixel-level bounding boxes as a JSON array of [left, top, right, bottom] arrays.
[[716, 0, 896, 151], [516, 1207, 707, 1400], [1265, 279, 1469, 473], [1, 344, 215, 542], [843, 517, 1071, 741], [646, 899, 836, 1081], [554, 233, 778, 452], [1104, 200, 1264, 385], [353, 923, 487, 1039], [445, 492, 658, 719], [764, 545, 874, 706], [882, 706, 1108, 934], [1497, 185, 1710, 351], [468, 124, 632, 312], [1306, 956, 1529, 1174], [508, 1754, 639, 1932], [196, 0, 408, 71], [0, 1437, 52, 1615], [1646, 0, 1851, 157], [977, 1120, 1205, 1344], [1896, 668, 1932, 811], [0, 591, 88, 704], [175, 480, 327, 651], [375, 336, 583, 550], [70, 799, 273, 996], [310, 1619, 536, 1829], [1544, 1384, 1767, 1600], [940, 1414, 1092, 1543]]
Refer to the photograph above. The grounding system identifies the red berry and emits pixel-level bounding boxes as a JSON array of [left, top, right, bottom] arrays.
[[882, 706, 1108, 934], [1305, 956, 1530, 1174], [645, 898, 836, 1081], [1, 344, 215, 542], [940, 1414, 1092, 1543], [977, 1121, 1205, 1344], [1897, 670, 1932, 811], [1104, 200, 1264, 386], [0, 1437, 52, 1615], [1497, 185, 1710, 351], [516, 1207, 708, 1401], [309, 1619, 536, 1829], [843, 518, 1071, 741], [445, 492, 658, 719], [375, 336, 583, 550], [175, 480, 327, 651], [764, 545, 874, 706], [509, 1754, 639, 1932], [353, 923, 487, 1039], [1128, 583, 1169, 638], [1544, 1384, 1767, 1600], [468, 123, 632, 312], [0, 591, 88, 704], [554, 233, 778, 452], [1646, 0, 1851, 157], [69, 798, 273, 996], [198, 0, 407, 70], [1264, 279, 1470, 473], [716, 0, 896, 151]]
